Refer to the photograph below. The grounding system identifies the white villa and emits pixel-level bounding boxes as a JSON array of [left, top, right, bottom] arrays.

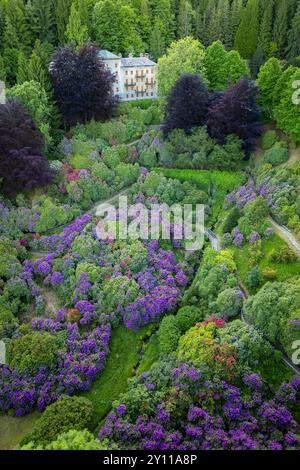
[[99, 50, 158, 102]]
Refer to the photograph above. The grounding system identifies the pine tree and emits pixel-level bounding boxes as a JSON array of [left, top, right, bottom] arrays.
[[249, 47, 266, 78], [27, 40, 54, 91], [229, 0, 243, 47], [194, 0, 207, 43], [177, 0, 194, 39], [55, 0, 72, 45], [273, 0, 289, 57], [234, 0, 260, 59], [66, 3, 90, 50], [215, 0, 231, 49], [285, 1, 300, 60], [259, 0, 274, 55], [25, 0, 57, 45], [3, 0, 29, 52], [150, 19, 166, 60], [0, 54, 6, 82], [16, 51, 29, 84]]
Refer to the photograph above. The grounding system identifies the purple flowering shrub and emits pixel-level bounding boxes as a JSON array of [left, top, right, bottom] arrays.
[[100, 361, 300, 450], [0, 320, 110, 416]]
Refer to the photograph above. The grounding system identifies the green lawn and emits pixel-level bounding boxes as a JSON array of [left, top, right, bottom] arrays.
[[232, 234, 300, 294], [81, 325, 154, 431], [137, 333, 160, 376], [0, 412, 40, 450]]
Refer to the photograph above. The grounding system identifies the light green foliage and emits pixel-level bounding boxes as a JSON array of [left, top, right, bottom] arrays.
[[8, 80, 52, 144], [177, 322, 216, 367], [213, 288, 243, 320], [22, 395, 93, 446], [65, 2, 89, 49], [34, 197, 78, 233], [22, 430, 114, 450], [157, 37, 206, 96], [274, 68, 300, 143], [261, 130, 278, 150], [263, 147, 289, 166], [204, 41, 249, 92], [269, 246, 297, 264], [7, 331, 60, 371], [158, 315, 181, 353], [257, 58, 282, 116], [245, 281, 300, 356], [72, 235, 100, 258]]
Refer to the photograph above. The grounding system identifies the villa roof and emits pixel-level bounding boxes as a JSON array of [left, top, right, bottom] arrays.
[[120, 57, 156, 67], [99, 50, 120, 60]]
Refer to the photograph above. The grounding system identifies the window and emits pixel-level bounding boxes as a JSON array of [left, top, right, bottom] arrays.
[[151, 92, 153, 96], [125, 70, 128, 75], [132, 94, 134, 98], [126, 94, 129, 98], [116, 87, 119, 93], [115, 63, 118, 68], [131, 70, 133, 75]]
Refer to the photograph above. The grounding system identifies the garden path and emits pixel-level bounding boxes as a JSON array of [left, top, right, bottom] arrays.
[[268, 216, 300, 256]]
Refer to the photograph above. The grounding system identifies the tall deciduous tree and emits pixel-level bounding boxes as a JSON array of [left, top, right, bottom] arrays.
[[234, 0, 259, 59], [257, 57, 282, 116], [157, 36, 206, 96], [50, 44, 118, 127], [163, 73, 209, 137], [274, 68, 300, 143], [207, 78, 262, 153]]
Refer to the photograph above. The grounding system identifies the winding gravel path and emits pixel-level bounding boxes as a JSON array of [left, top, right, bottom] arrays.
[[268, 216, 300, 257]]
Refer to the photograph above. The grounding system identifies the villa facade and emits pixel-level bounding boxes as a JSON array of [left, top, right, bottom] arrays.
[[99, 50, 158, 102]]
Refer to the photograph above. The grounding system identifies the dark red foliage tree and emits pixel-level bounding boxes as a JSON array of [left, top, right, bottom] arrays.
[[0, 100, 54, 195], [163, 74, 209, 138], [207, 78, 262, 153], [50, 44, 118, 127]]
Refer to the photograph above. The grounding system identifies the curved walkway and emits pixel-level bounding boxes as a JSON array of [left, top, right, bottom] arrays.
[[207, 228, 300, 376], [268, 216, 300, 256]]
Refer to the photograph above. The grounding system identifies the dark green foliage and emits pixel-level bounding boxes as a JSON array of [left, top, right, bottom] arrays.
[[176, 306, 204, 333], [247, 266, 262, 290], [222, 207, 241, 234], [261, 130, 278, 150], [22, 395, 93, 446], [158, 315, 181, 353], [263, 147, 289, 166]]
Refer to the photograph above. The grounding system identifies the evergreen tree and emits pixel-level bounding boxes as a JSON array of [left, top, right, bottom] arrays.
[[226, 50, 250, 84], [55, 0, 72, 45], [259, 0, 274, 55], [229, 0, 244, 47], [0, 54, 6, 82], [285, 1, 300, 60], [273, 0, 289, 57], [249, 47, 266, 78], [257, 57, 282, 116], [150, 19, 166, 61], [204, 40, 228, 91], [163, 73, 209, 137], [215, 0, 231, 49], [27, 40, 54, 91], [66, 3, 90, 50], [177, 0, 194, 39], [3, 0, 29, 52], [92, 0, 143, 55], [16, 51, 29, 84], [25, 0, 57, 45], [234, 0, 259, 59], [207, 78, 262, 152]]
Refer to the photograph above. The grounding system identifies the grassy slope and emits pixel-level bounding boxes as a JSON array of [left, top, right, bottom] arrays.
[[232, 234, 300, 295], [0, 412, 40, 450], [137, 333, 160, 376], [81, 325, 153, 431]]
